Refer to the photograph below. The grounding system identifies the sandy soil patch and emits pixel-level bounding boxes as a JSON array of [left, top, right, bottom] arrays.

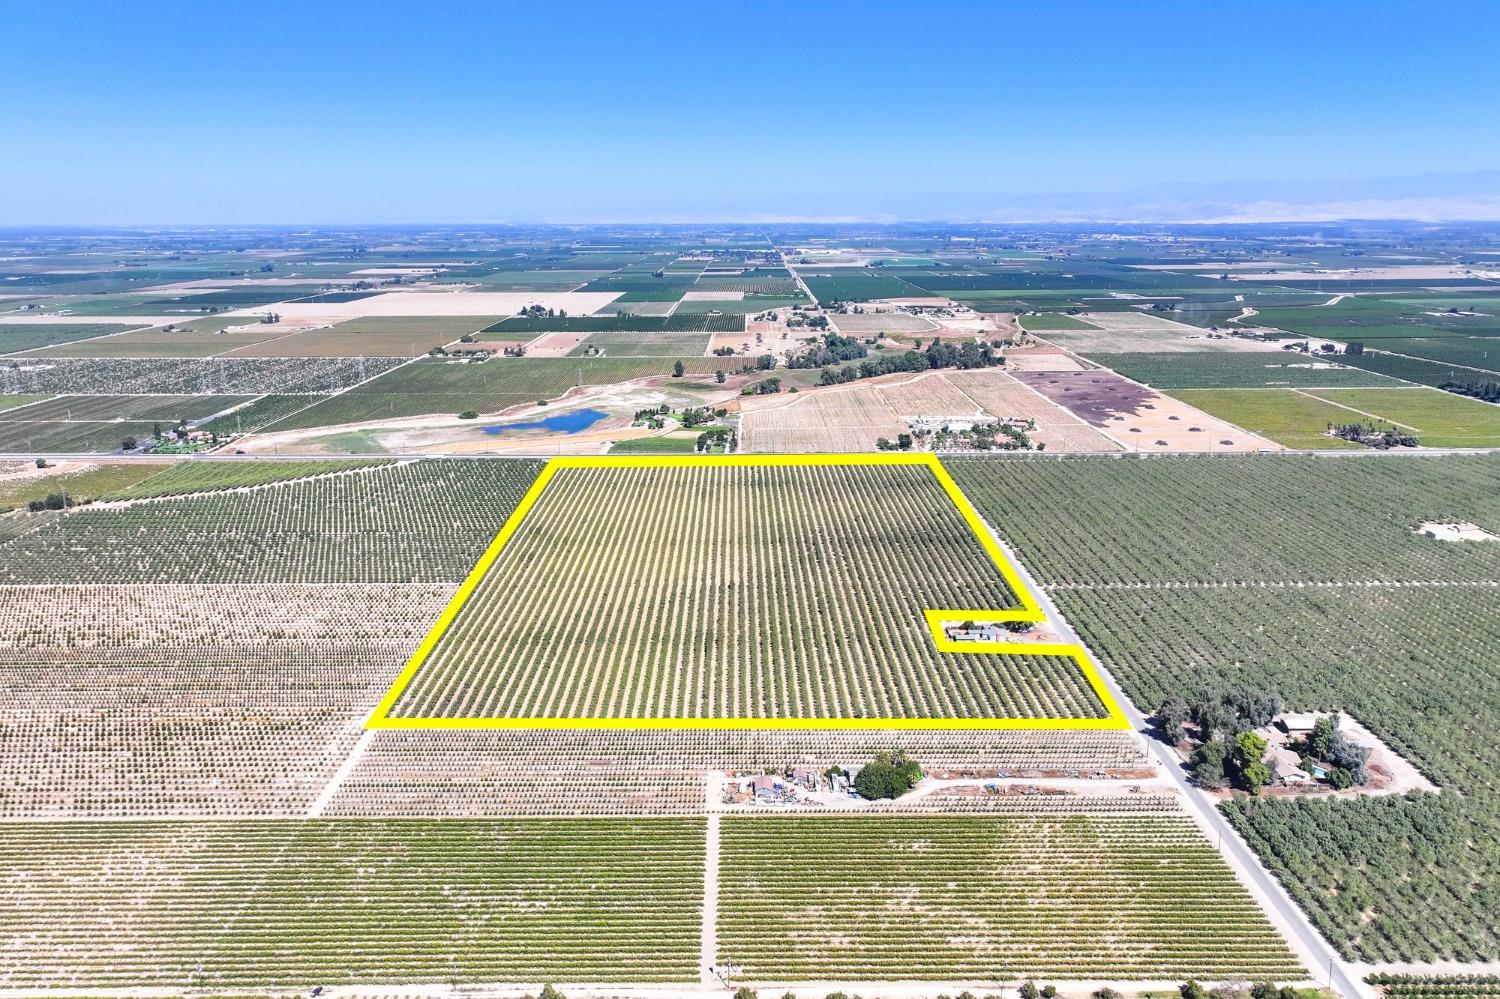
[[1002, 343, 1089, 371], [1015, 369, 1279, 452], [830, 312, 937, 334], [525, 331, 591, 357], [711, 324, 810, 361], [224, 290, 623, 322]]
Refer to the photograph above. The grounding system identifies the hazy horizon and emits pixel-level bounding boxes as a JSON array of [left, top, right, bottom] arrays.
[[5, 0, 1498, 226]]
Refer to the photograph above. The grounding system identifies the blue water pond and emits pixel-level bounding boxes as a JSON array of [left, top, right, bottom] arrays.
[[482, 408, 609, 436]]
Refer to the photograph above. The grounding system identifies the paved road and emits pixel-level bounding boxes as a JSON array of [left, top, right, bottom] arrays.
[[978, 515, 1376, 999]]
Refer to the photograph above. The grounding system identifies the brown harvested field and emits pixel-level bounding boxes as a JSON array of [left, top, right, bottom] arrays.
[[830, 312, 937, 334], [738, 382, 904, 453], [942, 370, 1121, 452], [875, 372, 986, 419], [524, 331, 591, 356], [1003, 342, 1090, 371], [1014, 369, 1279, 452]]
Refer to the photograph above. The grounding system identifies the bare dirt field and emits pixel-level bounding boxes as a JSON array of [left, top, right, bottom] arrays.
[[941, 370, 1121, 452], [738, 380, 906, 452], [1003, 343, 1090, 371], [1039, 312, 1292, 353], [738, 368, 1125, 454], [1014, 369, 1279, 452], [830, 312, 938, 334], [524, 331, 592, 356]]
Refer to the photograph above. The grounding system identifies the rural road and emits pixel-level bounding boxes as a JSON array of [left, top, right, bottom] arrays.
[[975, 515, 1377, 999]]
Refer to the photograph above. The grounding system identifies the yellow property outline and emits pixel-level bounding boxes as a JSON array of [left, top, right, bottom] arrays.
[[367, 453, 1130, 731]]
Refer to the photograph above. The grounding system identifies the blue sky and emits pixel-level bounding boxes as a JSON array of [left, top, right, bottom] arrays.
[[4, 0, 1498, 223]]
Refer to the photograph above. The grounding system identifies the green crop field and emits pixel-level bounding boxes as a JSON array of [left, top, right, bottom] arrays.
[[566, 329, 711, 357], [0, 461, 165, 512], [266, 356, 725, 427], [1085, 351, 1401, 389], [1303, 387, 1500, 447], [0, 818, 704, 987], [1170, 388, 1365, 449], [103, 458, 392, 499], [606, 435, 703, 454], [0, 458, 543, 583], [946, 453, 1500, 962], [386, 462, 1108, 722], [799, 270, 928, 303], [719, 815, 1304, 981], [0, 322, 144, 354], [1374, 337, 1500, 375]]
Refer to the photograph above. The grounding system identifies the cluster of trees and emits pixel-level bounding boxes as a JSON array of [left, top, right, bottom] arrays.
[[25, 492, 73, 512], [742, 377, 781, 395], [1180, 982, 1305, 999], [1439, 378, 1500, 403], [518, 304, 568, 318], [786, 334, 868, 369], [696, 427, 734, 452], [1329, 421, 1418, 448], [1157, 687, 1282, 794], [1293, 713, 1370, 788], [852, 750, 922, 800], [816, 340, 1002, 386], [874, 433, 914, 451]]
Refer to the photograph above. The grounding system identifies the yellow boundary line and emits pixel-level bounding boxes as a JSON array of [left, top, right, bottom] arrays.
[[367, 454, 1130, 731]]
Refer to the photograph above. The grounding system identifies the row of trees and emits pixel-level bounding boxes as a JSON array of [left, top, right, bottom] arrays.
[[723, 982, 1305, 999], [1439, 378, 1500, 403]]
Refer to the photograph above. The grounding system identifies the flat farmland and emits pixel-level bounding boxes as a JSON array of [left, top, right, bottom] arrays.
[[266, 356, 725, 428], [481, 314, 744, 334], [383, 460, 1109, 722], [0, 322, 146, 355], [1170, 388, 1364, 449], [738, 384, 906, 452], [1303, 386, 1500, 446], [566, 329, 711, 357], [1085, 351, 1401, 389], [799, 270, 929, 303], [1014, 370, 1279, 452], [1019, 313, 1102, 331], [830, 311, 937, 334], [720, 815, 1304, 981], [0, 394, 250, 423], [943, 370, 1122, 451], [22, 321, 293, 358], [1044, 312, 1291, 353], [0, 819, 703, 986]]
